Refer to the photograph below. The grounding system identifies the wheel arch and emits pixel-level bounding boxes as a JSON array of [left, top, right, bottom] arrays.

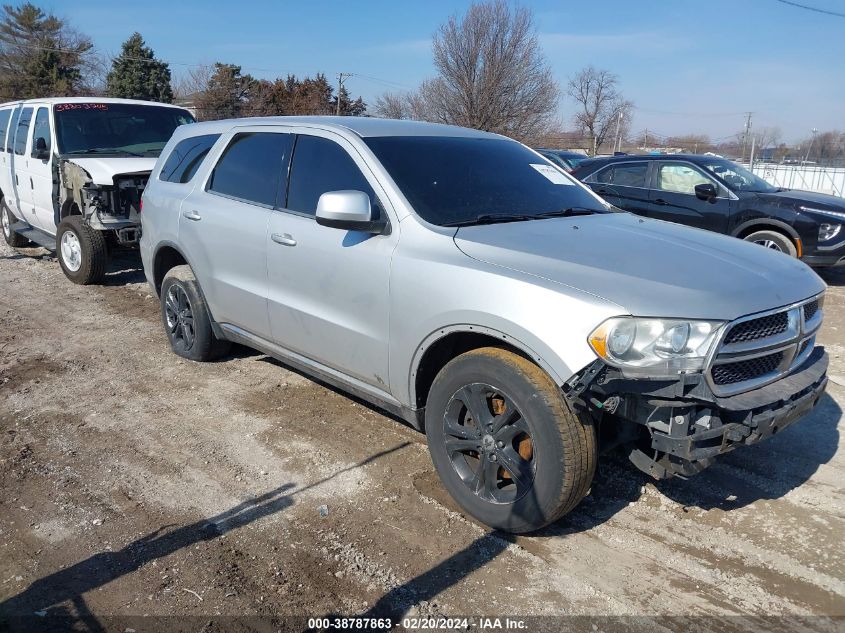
[[152, 241, 191, 295], [732, 217, 800, 242], [410, 325, 567, 412]]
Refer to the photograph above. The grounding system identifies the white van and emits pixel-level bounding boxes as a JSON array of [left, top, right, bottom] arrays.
[[0, 98, 194, 284]]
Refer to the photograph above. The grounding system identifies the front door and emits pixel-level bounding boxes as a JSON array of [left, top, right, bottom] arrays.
[[266, 131, 395, 390], [647, 161, 732, 233], [27, 106, 56, 233], [179, 129, 292, 340]]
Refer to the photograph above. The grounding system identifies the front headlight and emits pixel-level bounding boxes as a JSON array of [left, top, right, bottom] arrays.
[[819, 223, 841, 242], [588, 317, 724, 378]]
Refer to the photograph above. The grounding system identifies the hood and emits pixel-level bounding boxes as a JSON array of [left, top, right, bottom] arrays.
[[454, 213, 825, 321], [63, 156, 157, 185], [757, 189, 845, 212]]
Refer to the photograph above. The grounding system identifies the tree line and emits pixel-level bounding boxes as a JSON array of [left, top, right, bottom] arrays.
[[0, 2, 368, 119]]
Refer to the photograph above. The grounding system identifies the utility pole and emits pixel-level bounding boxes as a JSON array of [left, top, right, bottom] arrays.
[[643, 128, 648, 151], [613, 111, 623, 153], [804, 127, 818, 164], [336, 73, 352, 116], [741, 112, 753, 162]]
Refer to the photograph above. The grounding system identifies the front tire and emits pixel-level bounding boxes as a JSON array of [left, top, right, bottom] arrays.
[[56, 216, 107, 284], [425, 347, 596, 533], [160, 265, 230, 362], [2, 200, 29, 248], [743, 229, 797, 257]]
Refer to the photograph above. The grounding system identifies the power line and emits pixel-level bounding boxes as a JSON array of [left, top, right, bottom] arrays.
[[773, 0, 845, 18]]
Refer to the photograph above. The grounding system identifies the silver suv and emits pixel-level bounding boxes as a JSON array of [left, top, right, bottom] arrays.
[[140, 117, 828, 533]]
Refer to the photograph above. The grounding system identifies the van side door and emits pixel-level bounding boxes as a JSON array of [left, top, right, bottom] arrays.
[[0, 107, 14, 209]]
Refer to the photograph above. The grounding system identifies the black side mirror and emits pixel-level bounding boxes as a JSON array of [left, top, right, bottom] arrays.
[[694, 183, 718, 202], [31, 137, 49, 160]]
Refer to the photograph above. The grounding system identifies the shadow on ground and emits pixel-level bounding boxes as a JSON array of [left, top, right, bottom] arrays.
[[0, 443, 410, 631]]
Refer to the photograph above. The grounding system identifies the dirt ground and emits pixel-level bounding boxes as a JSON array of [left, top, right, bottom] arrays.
[[0, 238, 843, 632]]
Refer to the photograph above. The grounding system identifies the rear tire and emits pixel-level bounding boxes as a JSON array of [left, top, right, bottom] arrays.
[[425, 347, 596, 533], [160, 265, 231, 362], [743, 229, 797, 257], [2, 200, 29, 248], [56, 216, 107, 284]]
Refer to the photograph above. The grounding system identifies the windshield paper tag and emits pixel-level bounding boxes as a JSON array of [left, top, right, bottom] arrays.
[[530, 163, 575, 185]]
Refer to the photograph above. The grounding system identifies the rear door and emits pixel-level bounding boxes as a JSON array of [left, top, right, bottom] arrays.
[[647, 160, 732, 232], [178, 128, 291, 339], [583, 161, 651, 215]]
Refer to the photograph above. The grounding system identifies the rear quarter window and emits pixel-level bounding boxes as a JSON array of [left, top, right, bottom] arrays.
[[160, 134, 220, 183], [0, 109, 11, 152]]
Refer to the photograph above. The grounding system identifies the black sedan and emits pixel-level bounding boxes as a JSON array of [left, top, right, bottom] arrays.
[[571, 154, 845, 267]]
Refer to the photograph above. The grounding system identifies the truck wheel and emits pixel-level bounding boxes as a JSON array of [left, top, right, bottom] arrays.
[[425, 347, 596, 533], [743, 230, 797, 257], [2, 200, 29, 247], [56, 216, 107, 284], [160, 265, 231, 362]]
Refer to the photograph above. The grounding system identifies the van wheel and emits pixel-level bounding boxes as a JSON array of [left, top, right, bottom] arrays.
[[425, 348, 596, 533], [743, 230, 797, 257], [56, 216, 107, 284], [2, 200, 29, 247], [160, 265, 231, 362]]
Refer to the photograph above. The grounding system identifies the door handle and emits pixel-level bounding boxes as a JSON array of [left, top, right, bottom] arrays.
[[182, 210, 202, 221], [653, 198, 669, 206], [271, 233, 297, 247]]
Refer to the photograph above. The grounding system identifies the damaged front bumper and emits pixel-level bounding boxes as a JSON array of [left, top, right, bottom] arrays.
[[565, 347, 828, 479]]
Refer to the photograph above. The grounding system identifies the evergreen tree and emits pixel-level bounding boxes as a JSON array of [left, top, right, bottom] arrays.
[[0, 3, 92, 98], [195, 63, 255, 120], [106, 32, 173, 102]]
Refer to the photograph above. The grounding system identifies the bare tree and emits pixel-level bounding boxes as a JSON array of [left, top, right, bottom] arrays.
[[173, 64, 214, 100], [567, 66, 632, 155], [409, 1, 558, 142], [374, 92, 408, 119], [753, 126, 782, 150]]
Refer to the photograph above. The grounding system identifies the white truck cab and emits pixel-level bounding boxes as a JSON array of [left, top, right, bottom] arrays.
[[0, 98, 194, 284]]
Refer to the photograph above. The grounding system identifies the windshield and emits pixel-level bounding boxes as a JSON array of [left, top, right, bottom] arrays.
[[364, 136, 608, 226], [701, 158, 777, 193], [55, 103, 195, 157]]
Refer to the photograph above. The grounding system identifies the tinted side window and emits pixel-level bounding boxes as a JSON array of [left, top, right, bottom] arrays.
[[160, 134, 220, 183], [593, 162, 648, 187], [32, 107, 51, 154], [13, 107, 32, 156], [208, 132, 292, 206], [0, 109, 11, 152], [656, 163, 712, 195], [287, 135, 376, 216]]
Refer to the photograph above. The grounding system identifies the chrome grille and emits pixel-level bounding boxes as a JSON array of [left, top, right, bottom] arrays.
[[711, 352, 783, 385], [707, 294, 824, 396], [723, 312, 788, 344], [804, 299, 819, 322]]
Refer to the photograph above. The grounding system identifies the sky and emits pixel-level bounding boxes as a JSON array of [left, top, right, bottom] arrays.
[[53, 0, 845, 143]]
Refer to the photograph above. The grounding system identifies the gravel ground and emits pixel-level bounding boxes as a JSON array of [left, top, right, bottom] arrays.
[[0, 239, 842, 632]]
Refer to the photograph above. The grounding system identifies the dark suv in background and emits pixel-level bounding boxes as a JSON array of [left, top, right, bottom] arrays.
[[572, 154, 845, 267]]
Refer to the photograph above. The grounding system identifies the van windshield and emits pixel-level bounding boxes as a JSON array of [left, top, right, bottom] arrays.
[[55, 103, 195, 157], [364, 136, 609, 226]]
